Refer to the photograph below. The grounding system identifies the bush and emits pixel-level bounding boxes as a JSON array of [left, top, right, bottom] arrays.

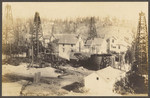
[[74, 53, 90, 67], [113, 72, 148, 95], [113, 76, 134, 95], [43, 54, 68, 67]]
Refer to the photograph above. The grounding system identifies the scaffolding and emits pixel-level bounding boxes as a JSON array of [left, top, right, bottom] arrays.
[[135, 11, 148, 75], [30, 12, 43, 66], [88, 17, 97, 40]]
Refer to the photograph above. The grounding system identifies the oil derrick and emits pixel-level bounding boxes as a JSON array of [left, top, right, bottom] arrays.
[[32, 12, 43, 61], [2, 4, 14, 57], [135, 11, 148, 75], [88, 17, 97, 40]]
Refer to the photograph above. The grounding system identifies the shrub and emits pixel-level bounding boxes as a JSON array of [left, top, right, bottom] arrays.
[[113, 72, 148, 95]]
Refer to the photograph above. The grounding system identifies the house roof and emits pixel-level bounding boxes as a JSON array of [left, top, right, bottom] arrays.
[[53, 34, 76, 39], [95, 66, 125, 83], [85, 38, 105, 46], [53, 34, 63, 39], [58, 34, 78, 44], [92, 38, 105, 46], [116, 39, 130, 47]]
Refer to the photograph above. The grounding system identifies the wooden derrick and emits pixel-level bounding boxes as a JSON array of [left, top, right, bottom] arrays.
[[135, 11, 148, 75]]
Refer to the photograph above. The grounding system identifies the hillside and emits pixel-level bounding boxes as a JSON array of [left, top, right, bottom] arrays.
[[2, 16, 136, 46]]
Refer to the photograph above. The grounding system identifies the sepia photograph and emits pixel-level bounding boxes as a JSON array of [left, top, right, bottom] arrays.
[[2, 2, 149, 96]]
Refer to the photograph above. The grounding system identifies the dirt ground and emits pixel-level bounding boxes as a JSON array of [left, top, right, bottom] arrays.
[[2, 60, 147, 96], [2, 62, 94, 96]]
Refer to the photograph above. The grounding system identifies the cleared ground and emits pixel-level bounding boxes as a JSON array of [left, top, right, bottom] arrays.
[[2, 58, 147, 96], [2, 62, 94, 96]]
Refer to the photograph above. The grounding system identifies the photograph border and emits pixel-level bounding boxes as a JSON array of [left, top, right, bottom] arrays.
[[0, 0, 149, 98]]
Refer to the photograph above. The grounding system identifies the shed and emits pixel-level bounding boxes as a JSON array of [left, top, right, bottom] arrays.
[[84, 66, 126, 93]]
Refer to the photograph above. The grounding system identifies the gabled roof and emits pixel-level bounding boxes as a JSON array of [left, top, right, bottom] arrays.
[[109, 36, 117, 40], [53, 34, 76, 39], [92, 38, 105, 46], [85, 38, 105, 46], [58, 34, 78, 44], [95, 66, 125, 83]]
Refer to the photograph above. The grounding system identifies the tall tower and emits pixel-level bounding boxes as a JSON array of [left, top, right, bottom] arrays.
[[88, 17, 97, 40], [2, 4, 14, 57], [135, 11, 148, 75], [3, 4, 14, 44], [32, 12, 43, 60]]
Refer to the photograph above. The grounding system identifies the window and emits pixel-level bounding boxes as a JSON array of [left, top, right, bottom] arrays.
[[96, 77, 99, 80], [118, 45, 120, 49], [112, 39, 114, 43], [71, 49, 74, 52], [111, 45, 116, 48]]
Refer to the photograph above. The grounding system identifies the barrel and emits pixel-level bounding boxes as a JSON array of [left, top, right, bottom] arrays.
[[90, 54, 103, 70]]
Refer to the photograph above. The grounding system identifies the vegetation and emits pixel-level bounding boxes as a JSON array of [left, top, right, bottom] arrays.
[[113, 63, 148, 95], [2, 16, 135, 57], [2, 16, 136, 68]]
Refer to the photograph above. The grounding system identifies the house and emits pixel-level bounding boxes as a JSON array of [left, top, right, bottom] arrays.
[[106, 36, 129, 54], [116, 41, 129, 53], [84, 38, 107, 54], [106, 36, 131, 67], [106, 36, 118, 53], [91, 38, 107, 54], [75, 34, 85, 52], [58, 34, 84, 60], [84, 66, 126, 93], [84, 40, 92, 53]]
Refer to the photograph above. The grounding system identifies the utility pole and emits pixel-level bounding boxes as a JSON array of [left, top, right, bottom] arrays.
[[135, 11, 148, 75]]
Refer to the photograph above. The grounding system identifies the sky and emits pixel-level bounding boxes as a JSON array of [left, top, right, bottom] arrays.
[[2, 2, 148, 22]]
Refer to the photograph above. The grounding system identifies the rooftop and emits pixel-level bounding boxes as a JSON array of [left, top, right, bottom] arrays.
[[92, 38, 105, 46], [95, 66, 125, 83], [85, 38, 106, 46], [58, 34, 78, 44]]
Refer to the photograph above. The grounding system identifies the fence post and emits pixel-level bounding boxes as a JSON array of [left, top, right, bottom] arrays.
[[33, 72, 41, 83]]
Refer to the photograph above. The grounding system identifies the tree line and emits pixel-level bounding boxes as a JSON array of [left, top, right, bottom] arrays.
[[2, 16, 135, 56]]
